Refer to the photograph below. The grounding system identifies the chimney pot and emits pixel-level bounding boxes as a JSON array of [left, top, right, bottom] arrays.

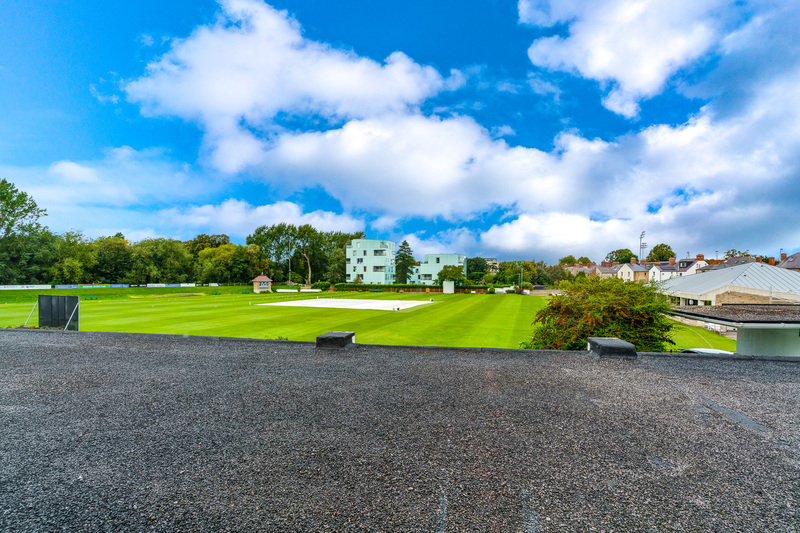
[[781, 253, 788, 261], [769, 257, 775, 265], [669, 257, 676, 265]]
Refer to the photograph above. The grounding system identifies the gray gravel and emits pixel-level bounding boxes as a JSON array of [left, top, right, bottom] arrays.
[[1, 330, 798, 531]]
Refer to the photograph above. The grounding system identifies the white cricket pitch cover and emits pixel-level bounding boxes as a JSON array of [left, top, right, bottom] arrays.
[[261, 298, 432, 311]]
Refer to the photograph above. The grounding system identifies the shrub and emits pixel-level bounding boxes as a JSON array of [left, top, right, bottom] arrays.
[[311, 281, 332, 290], [526, 277, 674, 352]]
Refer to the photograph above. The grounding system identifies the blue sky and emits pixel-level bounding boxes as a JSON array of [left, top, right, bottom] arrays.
[[2, 0, 799, 262]]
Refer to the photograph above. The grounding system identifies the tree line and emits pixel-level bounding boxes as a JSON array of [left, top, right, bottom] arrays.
[[0, 179, 364, 285]]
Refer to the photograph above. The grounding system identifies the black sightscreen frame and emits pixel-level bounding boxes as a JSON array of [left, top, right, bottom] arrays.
[[38, 295, 79, 330]]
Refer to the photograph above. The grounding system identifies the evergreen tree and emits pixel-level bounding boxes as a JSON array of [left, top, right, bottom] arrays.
[[394, 240, 415, 284]]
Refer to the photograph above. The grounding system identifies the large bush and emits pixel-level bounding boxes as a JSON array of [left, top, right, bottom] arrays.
[[526, 277, 674, 352]]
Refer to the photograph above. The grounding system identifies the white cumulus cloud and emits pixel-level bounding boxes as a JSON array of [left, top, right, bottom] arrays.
[[520, 0, 725, 117]]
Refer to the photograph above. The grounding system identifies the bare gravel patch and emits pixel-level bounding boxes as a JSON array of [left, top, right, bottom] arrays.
[[1, 330, 798, 531]]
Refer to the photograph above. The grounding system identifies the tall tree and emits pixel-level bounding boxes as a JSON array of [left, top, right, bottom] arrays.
[[184, 234, 230, 257], [51, 231, 98, 284], [558, 255, 577, 266], [247, 223, 297, 282], [605, 248, 637, 264], [646, 243, 675, 262], [91, 235, 133, 283], [394, 240, 415, 284], [466, 257, 488, 282], [295, 224, 321, 284], [0, 178, 47, 243]]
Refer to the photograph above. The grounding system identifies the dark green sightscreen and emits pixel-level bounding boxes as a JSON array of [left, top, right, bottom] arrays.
[[38, 295, 79, 330]]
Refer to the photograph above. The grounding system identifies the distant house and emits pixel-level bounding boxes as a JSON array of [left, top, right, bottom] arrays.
[[650, 255, 708, 281], [592, 263, 622, 279], [777, 252, 800, 272], [698, 255, 759, 273], [661, 262, 800, 305], [482, 258, 499, 274], [617, 261, 649, 282]]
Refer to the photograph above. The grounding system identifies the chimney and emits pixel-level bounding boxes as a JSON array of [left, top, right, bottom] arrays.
[[769, 257, 775, 265], [574, 263, 579, 267], [696, 254, 704, 261], [669, 257, 676, 265], [781, 253, 788, 261], [630, 257, 637, 264], [756, 257, 762, 263], [588, 262, 595, 268], [612, 261, 619, 266]]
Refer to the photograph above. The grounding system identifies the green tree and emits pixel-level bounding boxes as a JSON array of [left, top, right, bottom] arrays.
[[558, 255, 577, 266], [646, 243, 675, 262], [91, 235, 133, 283], [577, 256, 591, 264], [394, 240, 415, 284], [526, 277, 674, 351], [295, 224, 321, 284], [436, 264, 467, 287], [125, 238, 193, 284], [0, 227, 59, 284], [0, 178, 47, 243], [325, 246, 348, 284], [544, 265, 573, 285], [466, 257, 488, 276], [247, 223, 297, 282], [184, 234, 230, 258], [723, 248, 750, 259], [51, 231, 98, 284], [605, 248, 637, 264]]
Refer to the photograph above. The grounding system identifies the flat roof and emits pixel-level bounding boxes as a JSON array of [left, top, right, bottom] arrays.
[[671, 304, 800, 327], [1, 330, 798, 531]]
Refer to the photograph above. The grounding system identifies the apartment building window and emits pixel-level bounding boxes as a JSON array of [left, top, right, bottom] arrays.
[[436, 257, 440, 263], [374, 249, 386, 256], [357, 258, 363, 264], [363, 250, 367, 256], [373, 266, 385, 272], [352, 266, 356, 272], [363, 266, 367, 272]]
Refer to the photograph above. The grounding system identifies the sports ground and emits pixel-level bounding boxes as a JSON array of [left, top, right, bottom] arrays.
[[0, 286, 736, 351]]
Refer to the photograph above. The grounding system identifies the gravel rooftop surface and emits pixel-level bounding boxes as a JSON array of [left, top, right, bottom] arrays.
[[1, 330, 799, 532], [672, 304, 800, 323]]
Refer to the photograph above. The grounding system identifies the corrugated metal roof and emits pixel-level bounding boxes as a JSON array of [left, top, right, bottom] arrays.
[[662, 262, 800, 296]]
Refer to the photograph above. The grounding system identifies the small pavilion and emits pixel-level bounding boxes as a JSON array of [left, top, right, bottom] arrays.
[[251, 275, 273, 294]]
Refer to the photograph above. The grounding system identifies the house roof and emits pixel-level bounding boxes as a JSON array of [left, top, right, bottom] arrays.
[[252, 275, 273, 281], [620, 263, 649, 272], [2, 330, 799, 530], [699, 256, 758, 271], [777, 252, 800, 269], [662, 262, 800, 297]]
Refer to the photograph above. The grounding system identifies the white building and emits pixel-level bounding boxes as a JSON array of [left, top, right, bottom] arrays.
[[346, 239, 396, 284], [408, 253, 467, 285]]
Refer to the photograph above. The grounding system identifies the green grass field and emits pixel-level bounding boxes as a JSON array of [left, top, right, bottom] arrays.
[[0, 287, 736, 351]]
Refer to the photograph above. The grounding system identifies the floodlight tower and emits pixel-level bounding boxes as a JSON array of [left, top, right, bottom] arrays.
[[639, 231, 647, 262]]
